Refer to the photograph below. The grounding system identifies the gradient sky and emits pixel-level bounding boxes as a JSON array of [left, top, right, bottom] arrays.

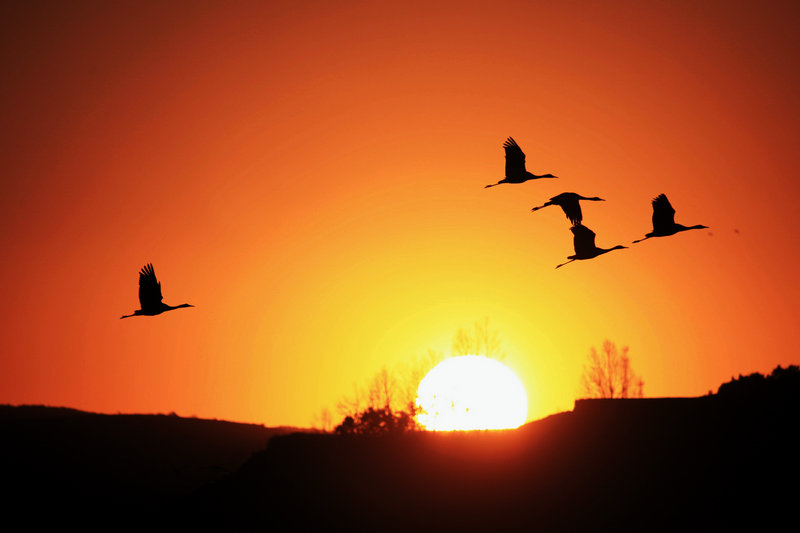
[[2, 1, 798, 426]]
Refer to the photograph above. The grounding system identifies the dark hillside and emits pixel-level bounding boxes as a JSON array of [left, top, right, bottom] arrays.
[[3, 367, 797, 529], [187, 390, 799, 530], [0, 405, 298, 519]]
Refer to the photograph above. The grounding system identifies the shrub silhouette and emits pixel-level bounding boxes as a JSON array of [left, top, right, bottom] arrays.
[[332, 319, 507, 433], [334, 406, 417, 435], [716, 364, 800, 400]]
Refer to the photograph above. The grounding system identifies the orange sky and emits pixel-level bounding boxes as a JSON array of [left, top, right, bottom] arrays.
[[1, 1, 798, 427]]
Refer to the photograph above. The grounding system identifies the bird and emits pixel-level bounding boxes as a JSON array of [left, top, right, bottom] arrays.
[[120, 263, 193, 319], [531, 192, 605, 226], [632, 194, 708, 244], [556, 224, 627, 269], [484, 137, 557, 188]]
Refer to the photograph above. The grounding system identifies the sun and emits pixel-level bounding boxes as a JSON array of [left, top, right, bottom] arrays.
[[416, 355, 528, 431]]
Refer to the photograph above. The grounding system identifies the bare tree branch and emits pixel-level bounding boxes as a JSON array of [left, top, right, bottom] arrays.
[[581, 341, 644, 399], [451, 317, 505, 360]]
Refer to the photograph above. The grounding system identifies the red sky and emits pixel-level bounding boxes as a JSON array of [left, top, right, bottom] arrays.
[[1, 0, 798, 426]]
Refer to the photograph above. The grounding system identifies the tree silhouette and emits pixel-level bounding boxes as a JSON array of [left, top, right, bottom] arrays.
[[336, 366, 404, 417], [367, 366, 396, 411], [334, 407, 417, 435], [332, 319, 508, 434], [581, 340, 644, 399], [451, 317, 505, 360], [311, 407, 334, 433], [334, 366, 421, 435], [396, 348, 444, 413], [716, 364, 800, 400]]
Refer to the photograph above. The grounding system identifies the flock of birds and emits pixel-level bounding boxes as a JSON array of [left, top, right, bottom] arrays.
[[486, 137, 708, 269], [121, 136, 708, 319]]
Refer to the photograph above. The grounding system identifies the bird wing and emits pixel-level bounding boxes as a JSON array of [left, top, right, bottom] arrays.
[[553, 193, 582, 225], [503, 137, 527, 178], [651, 194, 676, 233], [138, 263, 164, 311], [571, 224, 596, 255]]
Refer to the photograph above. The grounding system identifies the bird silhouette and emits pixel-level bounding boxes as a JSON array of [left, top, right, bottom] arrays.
[[485, 137, 557, 188], [531, 192, 605, 226], [632, 194, 708, 244], [120, 263, 193, 319], [556, 224, 626, 268]]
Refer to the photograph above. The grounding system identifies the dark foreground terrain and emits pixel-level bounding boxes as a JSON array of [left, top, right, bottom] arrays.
[[187, 396, 798, 530], [0, 405, 298, 522], [3, 369, 798, 530]]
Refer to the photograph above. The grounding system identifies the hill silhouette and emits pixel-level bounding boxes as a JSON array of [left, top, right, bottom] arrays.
[[3, 367, 798, 529], [0, 405, 299, 521], [184, 367, 798, 530]]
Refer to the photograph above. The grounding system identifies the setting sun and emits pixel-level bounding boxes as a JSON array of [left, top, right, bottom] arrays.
[[416, 356, 528, 431]]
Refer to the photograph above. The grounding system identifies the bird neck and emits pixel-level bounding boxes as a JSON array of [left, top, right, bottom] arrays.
[[601, 245, 627, 253], [677, 224, 707, 232]]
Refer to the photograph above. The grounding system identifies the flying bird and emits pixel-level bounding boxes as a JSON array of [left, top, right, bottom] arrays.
[[531, 192, 605, 226], [485, 137, 557, 188], [632, 194, 708, 244], [556, 224, 626, 269], [120, 263, 193, 319]]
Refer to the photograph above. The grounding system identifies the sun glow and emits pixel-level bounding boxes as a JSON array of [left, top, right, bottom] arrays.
[[416, 356, 528, 431]]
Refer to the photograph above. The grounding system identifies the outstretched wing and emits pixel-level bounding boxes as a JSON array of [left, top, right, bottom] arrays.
[[651, 194, 676, 233], [138, 263, 163, 312], [503, 137, 527, 179], [571, 224, 596, 256]]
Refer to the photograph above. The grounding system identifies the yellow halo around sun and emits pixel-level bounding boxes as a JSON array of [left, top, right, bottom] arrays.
[[416, 355, 528, 431]]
